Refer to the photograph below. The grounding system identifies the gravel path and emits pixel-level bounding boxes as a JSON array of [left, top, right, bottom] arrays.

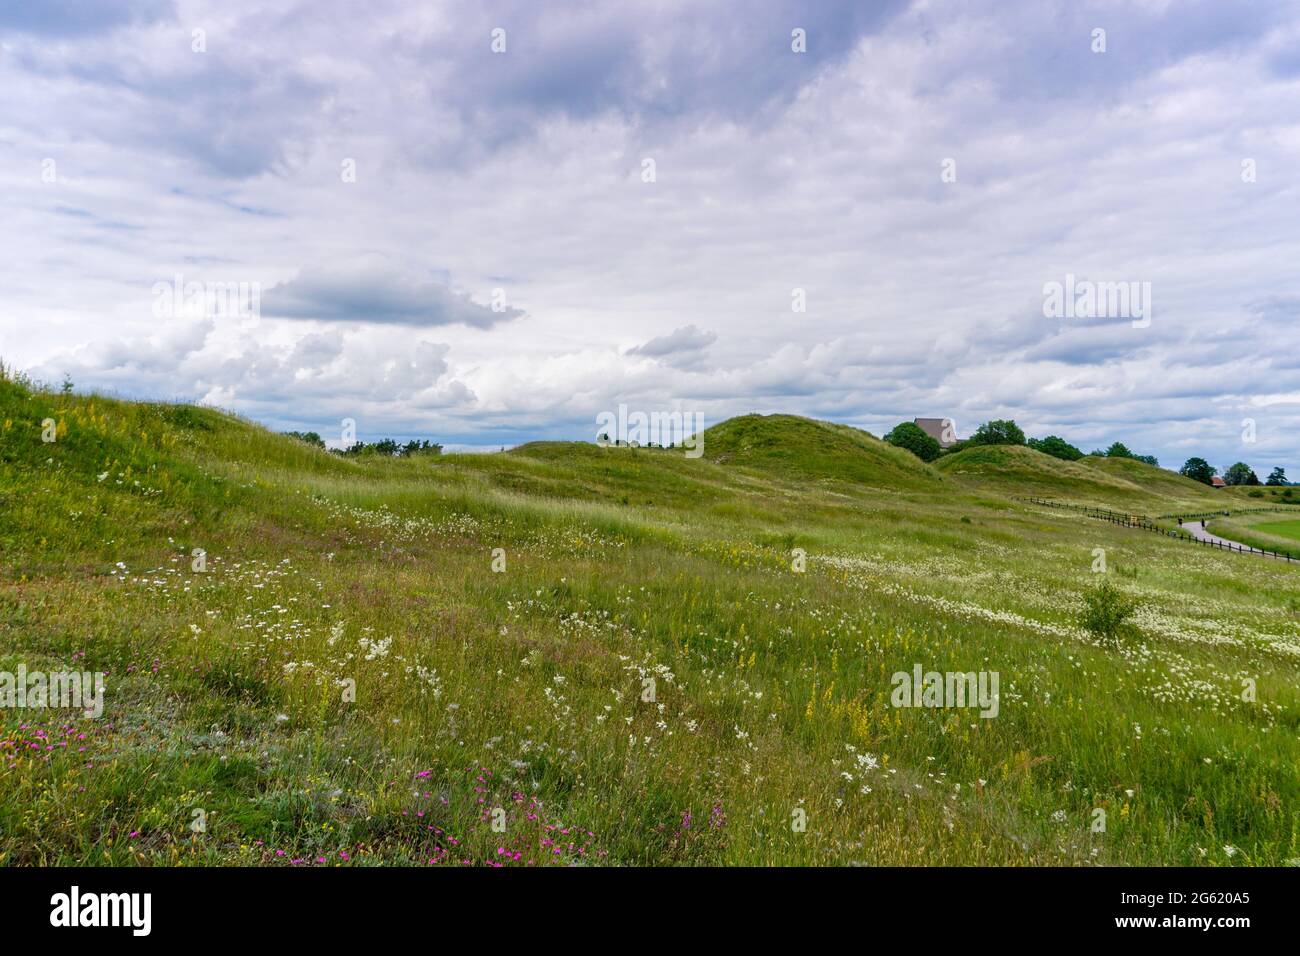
[[1180, 519, 1292, 561]]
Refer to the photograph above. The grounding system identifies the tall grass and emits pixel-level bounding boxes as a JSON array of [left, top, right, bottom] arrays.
[[2, 379, 1297, 866]]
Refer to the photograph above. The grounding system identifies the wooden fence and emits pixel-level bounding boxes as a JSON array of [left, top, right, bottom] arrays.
[[1021, 497, 1297, 563]]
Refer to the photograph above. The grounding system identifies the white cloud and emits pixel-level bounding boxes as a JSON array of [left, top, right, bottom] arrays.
[[4, 0, 1300, 467]]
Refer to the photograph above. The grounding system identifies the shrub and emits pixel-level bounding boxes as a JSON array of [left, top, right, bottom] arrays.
[[883, 422, 942, 463], [1179, 457, 1216, 485], [969, 419, 1025, 446], [1097, 442, 1158, 466], [284, 430, 326, 449], [1078, 580, 1140, 642], [1222, 462, 1255, 486], [1027, 435, 1083, 461]]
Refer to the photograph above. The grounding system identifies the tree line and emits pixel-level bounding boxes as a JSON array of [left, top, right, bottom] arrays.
[[283, 431, 442, 457], [883, 418, 1289, 487]]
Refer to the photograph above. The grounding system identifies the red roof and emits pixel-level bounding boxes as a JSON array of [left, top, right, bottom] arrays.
[[1210, 476, 1226, 487]]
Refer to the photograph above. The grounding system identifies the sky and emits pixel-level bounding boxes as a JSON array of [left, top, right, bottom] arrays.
[[2, 0, 1299, 472]]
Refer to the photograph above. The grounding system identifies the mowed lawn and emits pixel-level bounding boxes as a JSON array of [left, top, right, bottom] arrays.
[[2, 368, 1299, 867], [1207, 511, 1300, 557], [1254, 519, 1300, 543]]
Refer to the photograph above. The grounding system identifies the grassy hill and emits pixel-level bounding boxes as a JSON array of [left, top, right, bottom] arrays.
[[702, 414, 943, 491], [2, 369, 1298, 867], [936, 444, 1224, 512], [937, 444, 1135, 502], [1078, 454, 1225, 506]]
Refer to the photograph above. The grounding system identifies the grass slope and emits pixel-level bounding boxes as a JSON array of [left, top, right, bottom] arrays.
[[2, 372, 1299, 867], [937, 445, 1224, 512], [702, 414, 943, 491], [937, 445, 1138, 504], [1079, 455, 1226, 505]]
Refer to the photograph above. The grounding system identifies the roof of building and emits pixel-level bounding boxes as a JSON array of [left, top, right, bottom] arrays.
[[1210, 476, 1226, 487], [913, 417, 957, 448]]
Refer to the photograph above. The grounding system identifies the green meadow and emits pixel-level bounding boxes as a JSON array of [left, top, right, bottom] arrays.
[[2, 366, 1298, 866], [1255, 520, 1300, 543], [1206, 513, 1300, 558]]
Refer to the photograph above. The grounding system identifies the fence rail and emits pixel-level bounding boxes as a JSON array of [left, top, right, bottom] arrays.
[[1157, 505, 1300, 521], [1020, 497, 1297, 563]]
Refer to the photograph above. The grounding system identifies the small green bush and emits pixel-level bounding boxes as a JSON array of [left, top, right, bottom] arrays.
[[1079, 580, 1140, 641]]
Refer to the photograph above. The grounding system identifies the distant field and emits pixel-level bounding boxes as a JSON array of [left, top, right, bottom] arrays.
[[1209, 512, 1300, 556], [1254, 520, 1300, 543], [3, 371, 1298, 867]]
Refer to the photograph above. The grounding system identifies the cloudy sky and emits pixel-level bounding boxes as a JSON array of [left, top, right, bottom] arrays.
[[3, 0, 1299, 470]]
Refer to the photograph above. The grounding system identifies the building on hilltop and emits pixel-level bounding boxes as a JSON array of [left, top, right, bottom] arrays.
[[914, 417, 958, 449]]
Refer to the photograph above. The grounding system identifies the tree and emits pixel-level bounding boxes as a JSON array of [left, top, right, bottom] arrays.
[[1092, 442, 1158, 466], [1266, 467, 1287, 486], [883, 421, 942, 462], [1179, 458, 1216, 485], [1027, 435, 1083, 461], [1078, 580, 1140, 643], [1222, 462, 1254, 486], [284, 430, 326, 449], [969, 419, 1026, 446]]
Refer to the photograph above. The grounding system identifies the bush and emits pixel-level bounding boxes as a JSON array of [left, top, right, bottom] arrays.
[[284, 430, 326, 449], [1222, 462, 1255, 486], [969, 419, 1025, 446], [1078, 580, 1140, 642], [883, 422, 942, 463], [1096, 442, 1158, 466], [1027, 435, 1083, 461], [1179, 457, 1216, 485]]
